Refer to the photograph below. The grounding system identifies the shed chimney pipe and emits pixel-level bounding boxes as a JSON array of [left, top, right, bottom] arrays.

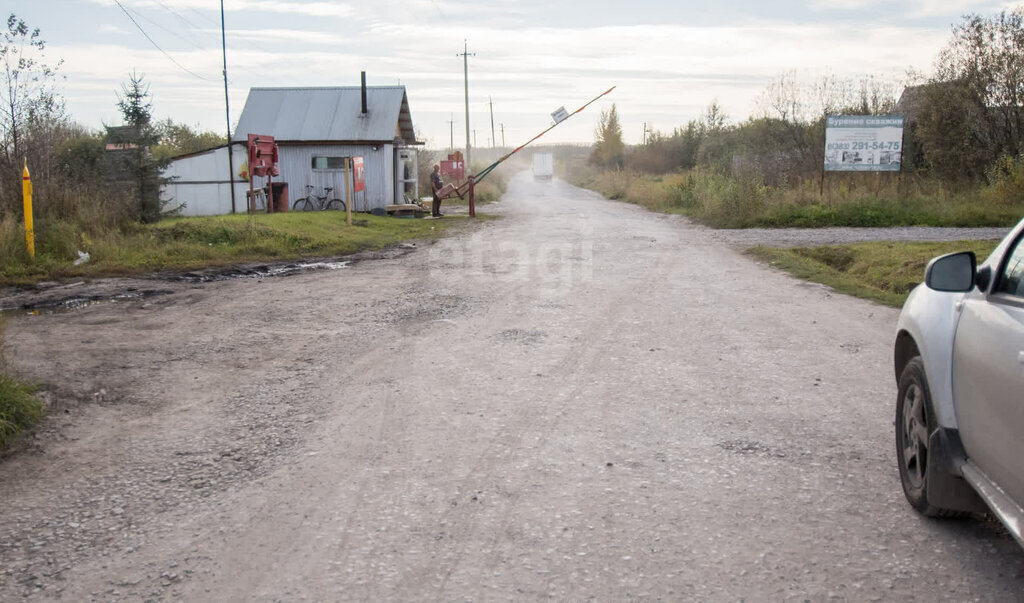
[[361, 71, 367, 115]]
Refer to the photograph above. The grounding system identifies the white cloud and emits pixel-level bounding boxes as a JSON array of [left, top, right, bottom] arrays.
[[805, 0, 1001, 17], [908, 0, 996, 17], [55, 9, 954, 145], [88, 0, 354, 18], [97, 24, 131, 35], [804, 0, 884, 9]]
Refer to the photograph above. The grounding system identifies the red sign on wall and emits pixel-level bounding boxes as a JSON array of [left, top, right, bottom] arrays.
[[440, 160, 464, 181], [352, 156, 365, 192]]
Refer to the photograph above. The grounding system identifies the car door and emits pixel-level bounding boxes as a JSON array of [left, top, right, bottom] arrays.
[[953, 231, 1024, 506]]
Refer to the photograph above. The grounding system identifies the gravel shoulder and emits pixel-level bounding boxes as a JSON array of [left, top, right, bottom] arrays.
[[709, 225, 1010, 249], [1, 175, 1021, 600]]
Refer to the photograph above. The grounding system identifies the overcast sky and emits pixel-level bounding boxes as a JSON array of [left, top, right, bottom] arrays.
[[8, 0, 1022, 149]]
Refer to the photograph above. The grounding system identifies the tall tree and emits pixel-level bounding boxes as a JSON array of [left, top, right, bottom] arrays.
[[917, 9, 1024, 181], [590, 103, 625, 168], [698, 100, 729, 135], [153, 118, 226, 160], [111, 72, 168, 223], [0, 13, 63, 162]]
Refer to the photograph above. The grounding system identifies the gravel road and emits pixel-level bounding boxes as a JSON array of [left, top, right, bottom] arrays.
[[1, 173, 1022, 601]]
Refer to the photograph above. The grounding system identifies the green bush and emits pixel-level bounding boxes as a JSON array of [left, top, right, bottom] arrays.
[[0, 375, 44, 452], [0, 217, 29, 270], [35, 219, 83, 261], [983, 153, 1024, 207]]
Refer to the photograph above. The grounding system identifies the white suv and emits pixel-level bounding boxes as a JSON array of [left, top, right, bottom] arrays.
[[894, 217, 1024, 548]]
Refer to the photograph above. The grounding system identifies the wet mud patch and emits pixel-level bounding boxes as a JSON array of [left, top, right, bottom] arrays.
[[380, 292, 476, 325], [717, 439, 788, 459], [0, 243, 424, 315], [0, 288, 175, 314], [163, 260, 350, 283], [496, 328, 548, 346]]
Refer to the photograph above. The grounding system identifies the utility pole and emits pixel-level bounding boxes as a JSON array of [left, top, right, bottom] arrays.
[[220, 0, 236, 213], [489, 96, 496, 148], [643, 122, 651, 145], [458, 41, 474, 175], [473, 129, 477, 148], [447, 113, 455, 150], [501, 123, 505, 147]]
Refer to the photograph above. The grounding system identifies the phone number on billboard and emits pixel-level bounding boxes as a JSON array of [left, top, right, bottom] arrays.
[[827, 141, 901, 151]]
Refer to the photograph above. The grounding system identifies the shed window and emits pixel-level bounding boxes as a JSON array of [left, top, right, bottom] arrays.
[[312, 156, 348, 170]]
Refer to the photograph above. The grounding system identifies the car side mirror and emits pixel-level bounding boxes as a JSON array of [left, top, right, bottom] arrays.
[[925, 251, 977, 292]]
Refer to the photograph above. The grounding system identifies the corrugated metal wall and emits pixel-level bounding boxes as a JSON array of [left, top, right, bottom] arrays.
[[164, 143, 419, 214], [276, 144, 399, 210], [162, 144, 250, 216]]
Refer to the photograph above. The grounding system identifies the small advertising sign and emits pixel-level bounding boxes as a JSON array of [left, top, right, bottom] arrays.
[[440, 160, 464, 181], [247, 134, 278, 177], [352, 156, 365, 192], [824, 116, 904, 172]]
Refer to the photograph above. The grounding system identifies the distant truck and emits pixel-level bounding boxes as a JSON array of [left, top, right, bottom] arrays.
[[532, 153, 553, 180]]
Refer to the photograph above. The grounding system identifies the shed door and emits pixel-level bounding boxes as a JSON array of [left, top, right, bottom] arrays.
[[395, 148, 418, 204]]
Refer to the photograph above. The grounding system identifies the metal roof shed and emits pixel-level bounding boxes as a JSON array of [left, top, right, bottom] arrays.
[[231, 85, 421, 210]]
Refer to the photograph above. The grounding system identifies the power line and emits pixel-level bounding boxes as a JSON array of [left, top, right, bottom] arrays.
[[153, 0, 210, 33], [113, 0, 215, 81], [188, 6, 220, 27], [124, 3, 207, 50]]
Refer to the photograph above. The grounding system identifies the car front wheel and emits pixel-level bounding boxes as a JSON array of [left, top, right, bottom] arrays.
[[896, 356, 965, 517]]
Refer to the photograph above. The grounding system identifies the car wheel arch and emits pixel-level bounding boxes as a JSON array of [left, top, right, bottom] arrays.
[[894, 330, 920, 383]]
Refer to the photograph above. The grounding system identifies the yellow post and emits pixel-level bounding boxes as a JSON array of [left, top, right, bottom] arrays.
[[344, 157, 353, 226], [22, 158, 34, 259]]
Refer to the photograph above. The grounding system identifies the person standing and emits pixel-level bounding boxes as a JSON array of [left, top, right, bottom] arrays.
[[430, 164, 445, 217]]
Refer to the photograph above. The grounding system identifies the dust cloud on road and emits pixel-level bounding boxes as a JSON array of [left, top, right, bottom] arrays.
[[2, 172, 1022, 600]]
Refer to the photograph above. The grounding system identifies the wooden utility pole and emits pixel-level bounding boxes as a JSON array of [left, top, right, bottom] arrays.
[[220, 0, 236, 213], [458, 41, 474, 175], [489, 97, 496, 148], [447, 113, 455, 150]]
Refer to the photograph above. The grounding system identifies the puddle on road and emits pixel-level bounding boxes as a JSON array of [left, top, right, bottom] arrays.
[[0, 289, 174, 316], [166, 260, 350, 283], [0, 259, 351, 315]]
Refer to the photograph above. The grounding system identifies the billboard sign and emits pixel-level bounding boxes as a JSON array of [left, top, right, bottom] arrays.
[[824, 115, 904, 172]]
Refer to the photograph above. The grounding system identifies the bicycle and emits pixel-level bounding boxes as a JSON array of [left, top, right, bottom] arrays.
[[292, 185, 346, 211]]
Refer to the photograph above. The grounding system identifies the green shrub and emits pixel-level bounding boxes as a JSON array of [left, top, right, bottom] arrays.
[[0, 217, 29, 270], [35, 219, 82, 261], [0, 375, 44, 452], [983, 153, 1024, 207]]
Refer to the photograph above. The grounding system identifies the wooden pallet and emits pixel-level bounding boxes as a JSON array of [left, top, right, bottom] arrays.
[[384, 204, 425, 218]]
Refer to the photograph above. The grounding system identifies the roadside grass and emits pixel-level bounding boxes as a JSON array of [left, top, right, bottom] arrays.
[[0, 375, 43, 453], [567, 163, 1024, 228], [0, 322, 44, 453], [748, 239, 1001, 307], [0, 211, 465, 286]]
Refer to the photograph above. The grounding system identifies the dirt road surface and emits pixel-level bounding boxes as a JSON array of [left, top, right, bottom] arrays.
[[2, 173, 1022, 601]]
